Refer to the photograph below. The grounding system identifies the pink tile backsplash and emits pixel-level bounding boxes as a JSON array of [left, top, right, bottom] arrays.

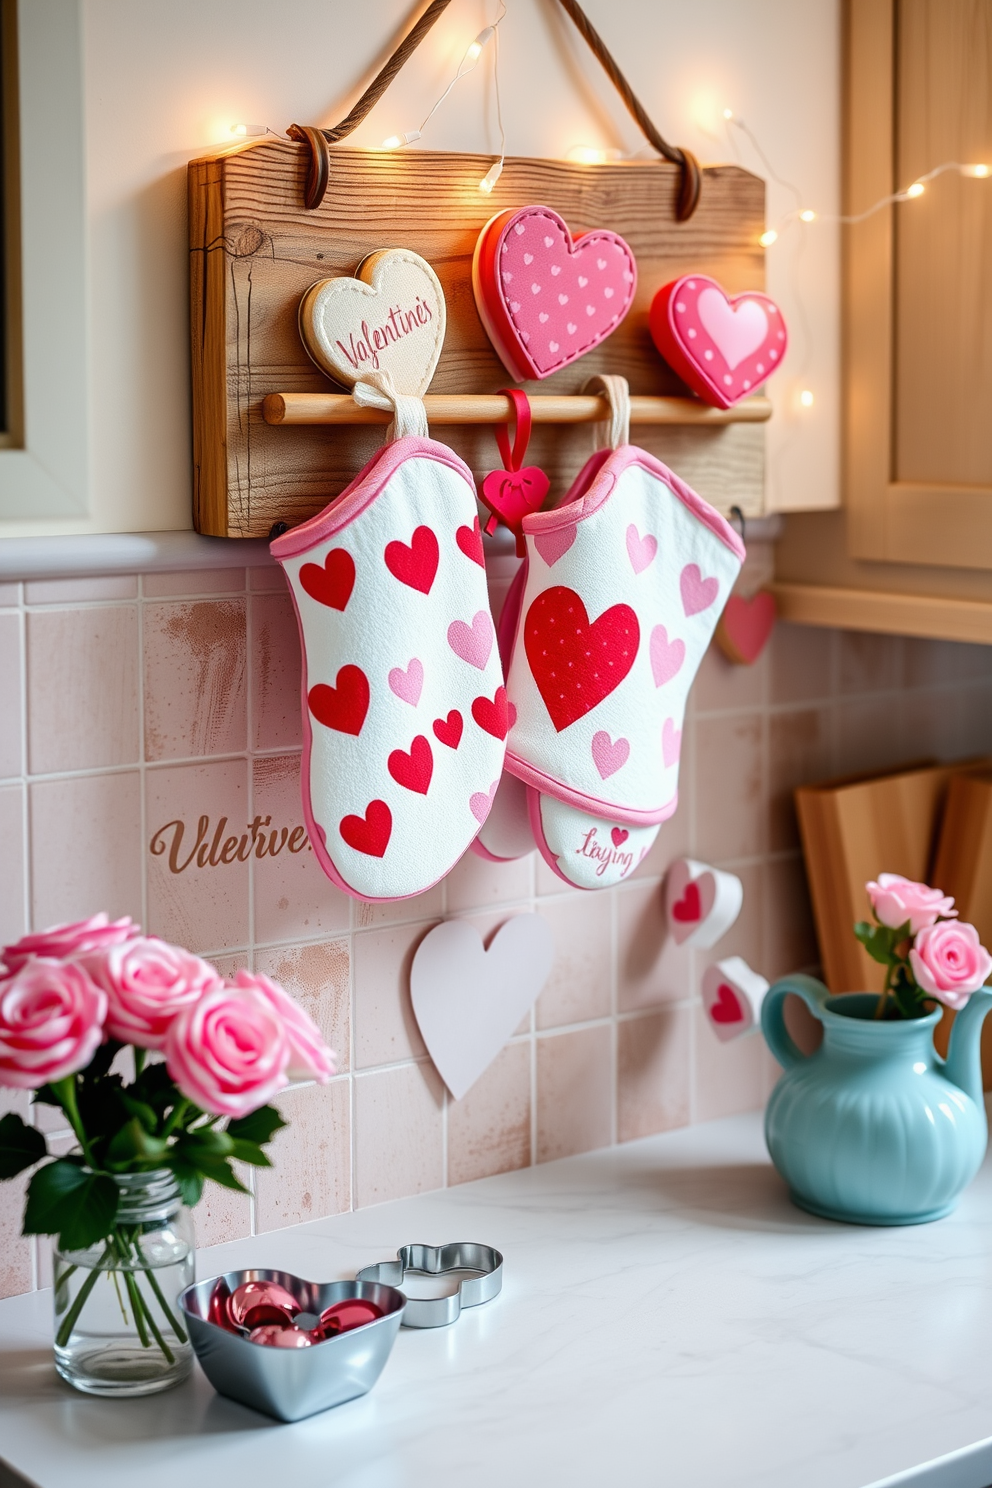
[[2, 561, 992, 1298]]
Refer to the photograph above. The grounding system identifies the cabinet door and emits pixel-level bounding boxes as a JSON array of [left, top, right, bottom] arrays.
[[846, 0, 992, 568]]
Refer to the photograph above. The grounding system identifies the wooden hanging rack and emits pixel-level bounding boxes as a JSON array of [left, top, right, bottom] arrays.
[[262, 392, 772, 427]]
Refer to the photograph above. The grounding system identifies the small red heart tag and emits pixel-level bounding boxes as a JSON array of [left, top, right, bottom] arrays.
[[481, 467, 550, 535], [671, 881, 702, 924], [710, 984, 743, 1024]]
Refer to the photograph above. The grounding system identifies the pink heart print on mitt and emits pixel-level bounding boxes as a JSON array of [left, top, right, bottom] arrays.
[[501, 446, 744, 826], [649, 274, 787, 409], [271, 436, 507, 901], [472, 205, 637, 380]]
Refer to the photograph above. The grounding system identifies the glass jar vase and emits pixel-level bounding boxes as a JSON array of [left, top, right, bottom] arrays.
[[52, 1169, 195, 1396]]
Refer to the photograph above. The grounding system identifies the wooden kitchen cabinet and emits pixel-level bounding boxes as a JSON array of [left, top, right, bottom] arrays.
[[774, 0, 992, 642]]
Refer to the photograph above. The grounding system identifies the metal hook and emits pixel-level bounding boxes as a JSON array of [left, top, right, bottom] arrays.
[[729, 505, 746, 546]]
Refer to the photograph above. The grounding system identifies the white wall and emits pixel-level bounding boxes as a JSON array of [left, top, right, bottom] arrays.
[[0, 0, 838, 537]]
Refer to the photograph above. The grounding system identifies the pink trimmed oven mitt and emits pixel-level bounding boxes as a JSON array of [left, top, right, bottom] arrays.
[[501, 385, 745, 889], [271, 386, 507, 902]]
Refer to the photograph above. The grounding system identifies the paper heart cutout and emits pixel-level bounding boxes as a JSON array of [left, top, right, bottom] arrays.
[[388, 658, 423, 706], [339, 799, 392, 858], [715, 590, 777, 666], [524, 587, 639, 732], [701, 957, 769, 1043], [384, 526, 439, 594], [532, 525, 577, 567], [649, 274, 787, 410], [410, 915, 555, 1100], [299, 248, 446, 396], [447, 611, 494, 671], [472, 205, 636, 380], [387, 735, 433, 795], [666, 858, 744, 949], [299, 549, 355, 612], [650, 625, 685, 687], [626, 525, 657, 575], [480, 467, 550, 536], [308, 665, 369, 737], [680, 563, 719, 617], [455, 517, 486, 568]]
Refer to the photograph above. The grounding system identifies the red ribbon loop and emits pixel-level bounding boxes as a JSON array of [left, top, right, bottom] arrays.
[[493, 388, 533, 472]]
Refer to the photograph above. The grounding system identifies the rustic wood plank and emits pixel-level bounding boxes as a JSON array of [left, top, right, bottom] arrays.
[[188, 141, 766, 537]]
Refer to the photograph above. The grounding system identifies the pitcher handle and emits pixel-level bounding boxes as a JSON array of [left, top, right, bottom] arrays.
[[761, 974, 832, 1070]]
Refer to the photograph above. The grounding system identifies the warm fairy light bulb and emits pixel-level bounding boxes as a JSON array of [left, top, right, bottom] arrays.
[[464, 26, 494, 63], [799, 209, 816, 222], [759, 229, 778, 247], [906, 181, 925, 198], [800, 389, 815, 408], [479, 159, 504, 194], [568, 146, 621, 165], [230, 123, 265, 138], [963, 163, 990, 177], [381, 130, 423, 150], [723, 108, 734, 120]]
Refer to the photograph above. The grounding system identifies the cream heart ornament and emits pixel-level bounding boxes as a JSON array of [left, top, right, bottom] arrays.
[[299, 248, 446, 396], [410, 915, 555, 1100], [665, 856, 743, 948]]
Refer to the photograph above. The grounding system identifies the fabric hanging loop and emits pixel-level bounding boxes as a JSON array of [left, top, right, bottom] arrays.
[[493, 388, 532, 473], [288, 0, 699, 219], [583, 374, 631, 451], [353, 369, 429, 441]]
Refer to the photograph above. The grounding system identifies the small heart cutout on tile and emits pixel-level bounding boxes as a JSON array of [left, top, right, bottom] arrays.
[[411, 915, 555, 1100], [715, 590, 777, 666], [666, 858, 744, 948], [701, 957, 769, 1043]]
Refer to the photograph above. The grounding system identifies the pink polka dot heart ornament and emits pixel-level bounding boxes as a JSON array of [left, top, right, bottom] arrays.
[[472, 205, 637, 380], [649, 274, 787, 410]]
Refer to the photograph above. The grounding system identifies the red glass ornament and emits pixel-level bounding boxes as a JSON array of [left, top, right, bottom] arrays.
[[314, 1298, 383, 1339], [227, 1280, 300, 1330], [248, 1323, 313, 1348]]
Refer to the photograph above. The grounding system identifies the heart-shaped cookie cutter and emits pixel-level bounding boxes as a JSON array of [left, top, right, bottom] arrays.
[[355, 1242, 503, 1328]]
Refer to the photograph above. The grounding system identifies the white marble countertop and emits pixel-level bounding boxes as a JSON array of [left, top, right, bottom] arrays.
[[2, 1111, 992, 1488]]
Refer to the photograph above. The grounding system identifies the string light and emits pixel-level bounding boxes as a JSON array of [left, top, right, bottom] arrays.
[[799, 209, 816, 222], [759, 229, 778, 247], [379, 5, 505, 152], [799, 389, 815, 408], [230, 124, 267, 138], [568, 146, 623, 165], [477, 2, 506, 193]]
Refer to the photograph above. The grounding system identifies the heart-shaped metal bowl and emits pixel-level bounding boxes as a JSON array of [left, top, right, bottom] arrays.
[[180, 1269, 405, 1422]]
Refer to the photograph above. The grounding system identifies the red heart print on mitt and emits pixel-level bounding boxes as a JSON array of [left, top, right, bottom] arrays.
[[650, 274, 787, 410], [388, 735, 434, 795], [300, 549, 356, 611], [433, 710, 464, 749], [308, 665, 369, 736], [472, 687, 514, 740], [455, 517, 486, 568], [473, 205, 637, 380], [384, 526, 439, 593], [340, 800, 392, 857], [524, 587, 639, 732]]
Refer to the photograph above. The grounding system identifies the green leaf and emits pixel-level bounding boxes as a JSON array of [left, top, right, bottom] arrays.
[[166, 1155, 204, 1209], [23, 1161, 119, 1249], [182, 1128, 235, 1158], [0, 1114, 47, 1179], [228, 1138, 272, 1168], [119, 1092, 160, 1132], [104, 1118, 169, 1167], [226, 1105, 287, 1146]]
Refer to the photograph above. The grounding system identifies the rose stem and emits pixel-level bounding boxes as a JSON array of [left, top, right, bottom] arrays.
[[54, 1242, 114, 1348], [122, 1267, 151, 1349], [139, 1256, 187, 1342], [131, 1270, 175, 1362], [51, 1076, 98, 1169]]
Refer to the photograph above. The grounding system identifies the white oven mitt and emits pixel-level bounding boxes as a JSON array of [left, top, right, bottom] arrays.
[[501, 376, 744, 886], [272, 374, 508, 901]]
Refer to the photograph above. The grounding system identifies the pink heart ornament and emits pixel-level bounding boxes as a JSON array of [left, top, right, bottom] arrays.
[[592, 731, 630, 780], [388, 658, 424, 707], [701, 957, 769, 1043], [649, 273, 788, 410], [626, 525, 657, 574], [481, 466, 550, 536], [447, 612, 494, 671], [680, 563, 719, 617], [410, 916, 555, 1100], [650, 625, 685, 687]]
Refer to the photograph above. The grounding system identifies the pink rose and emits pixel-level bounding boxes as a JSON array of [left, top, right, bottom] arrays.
[[866, 874, 957, 934], [909, 920, 992, 1009], [0, 958, 108, 1088], [79, 937, 222, 1050], [232, 970, 336, 1082], [165, 985, 290, 1117], [2, 913, 136, 974]]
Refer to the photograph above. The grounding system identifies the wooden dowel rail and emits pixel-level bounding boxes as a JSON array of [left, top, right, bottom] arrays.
[[261, 392, 772, 427]]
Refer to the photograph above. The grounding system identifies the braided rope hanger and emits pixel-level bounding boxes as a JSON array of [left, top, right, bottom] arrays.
[[287, 0, 701, 219]]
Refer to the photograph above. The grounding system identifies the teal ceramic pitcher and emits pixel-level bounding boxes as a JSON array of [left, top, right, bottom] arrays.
[[761, 975, 992, 1225]]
